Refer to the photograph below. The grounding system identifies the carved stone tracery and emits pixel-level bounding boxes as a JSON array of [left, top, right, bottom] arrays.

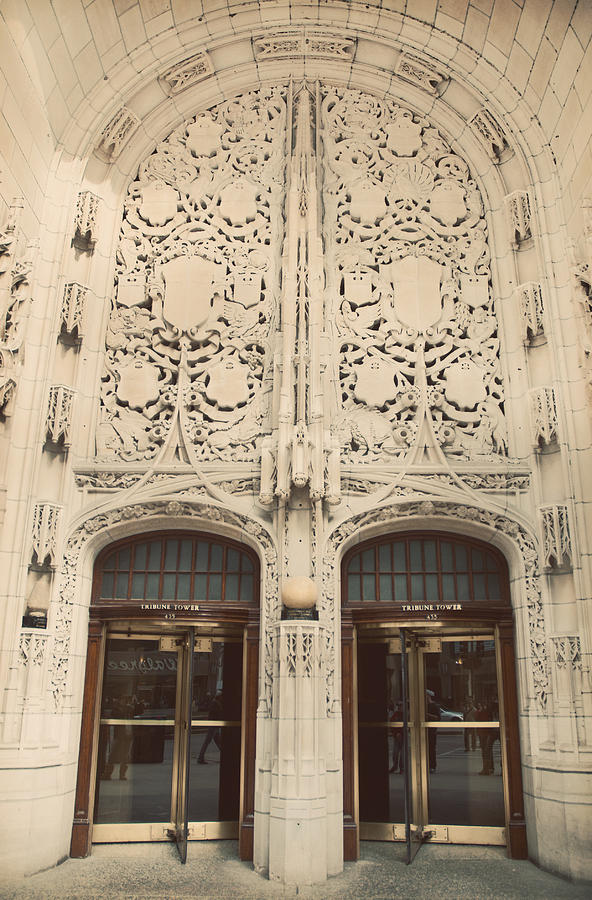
[[321, 87, 507, 462], [98, 87, 287, 465]]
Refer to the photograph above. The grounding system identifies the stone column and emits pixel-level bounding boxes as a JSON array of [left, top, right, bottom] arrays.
[[267, 578, 331, 885]]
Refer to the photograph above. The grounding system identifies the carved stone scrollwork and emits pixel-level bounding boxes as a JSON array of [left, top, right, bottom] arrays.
[[540, 504, 572, 570], [505, 190, 533, 248], [322, 86, 507, 462], [253, 30, 356, 61], [529, 386, 558, 448], [395, 53, 448, 95], [45, 385, 75, 448], [279, 624, 320, 679], [31, 503, 61, 569], [517, 281, 544, 342], [73, 191, 100, 252], [97, 87, 286, 465], [95, 107, 141, 162], [59, 282, 87, 343], [468, 107, 512, 163], [159, 52, 213, 95]]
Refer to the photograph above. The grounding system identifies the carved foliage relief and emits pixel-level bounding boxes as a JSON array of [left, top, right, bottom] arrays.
[[97, 87, 287, 463], [321, 88, 507, 462]]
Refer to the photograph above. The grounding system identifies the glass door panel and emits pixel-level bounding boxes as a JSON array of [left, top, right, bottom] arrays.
[[189, 637, 243, 829], [94, 637, 178, 827]]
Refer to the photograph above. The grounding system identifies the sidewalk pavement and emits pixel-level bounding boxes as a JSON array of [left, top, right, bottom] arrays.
[[1, 841, 590, 899]]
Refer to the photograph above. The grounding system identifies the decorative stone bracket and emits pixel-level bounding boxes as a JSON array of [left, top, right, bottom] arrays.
[[159, 51, 213, 95], [95, 107, 140, 163], [469, 107, 513, 163], [540, 504, 572, 571], [73, 191, 100, 252], [517, 281, 545, 342], [30, 502, 61, 570], [59, 282, 87, 343], [505, 190, 533, 249], [529, 386, 558, 449], [45, 385, 76, 449]]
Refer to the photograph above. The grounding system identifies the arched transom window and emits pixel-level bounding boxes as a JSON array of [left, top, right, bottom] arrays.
[[96, 533, 258, 605], [343, 533, 508, 607]]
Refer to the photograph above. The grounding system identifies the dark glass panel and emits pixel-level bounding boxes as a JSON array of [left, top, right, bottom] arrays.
[[227, 549, 240, 571], [473, 573, 487, 601], [457, 573, 470, 603], [455, 544, 467, 570], [348, 575, 361, 602], [488, 573, 500, 599], [241, 575, 253, 603], [241, 554, 254, 573], [134, 543, 147, 570], [195, 542, 209, 570], [362, 574, 376, 602], [410, 574, 424, 602], [146, 572, 160, 598], [471, 548, 484, 570], [147, 541, 162, 571], [164, 540, 178, 570], [115, 573, 128, 598], [362, 548, 374, 572], [379, 574, 393, 602], [118, 547, 131, 569], [226, 574, 239, 602], [379, 544, 391, 570], [442, 574, 456, 603], [130, 573, 145, 599], [210, 544, 223, 569], [409, 540, 423, 572], [209, 574, 222, 600], [194, 574, 208, 600], [393, 542, 406, 571], [178, 540, 192, 570], [425, 574, 438, 603], [162, 573, 176, 598], [177, 573, 190, 600], [100, 571, 114, 598], [424, 540, 437, 570], [441, 541, 454, 571]]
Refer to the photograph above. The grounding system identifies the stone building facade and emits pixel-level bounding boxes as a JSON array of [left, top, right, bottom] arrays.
[[0, 0, 591, 885]]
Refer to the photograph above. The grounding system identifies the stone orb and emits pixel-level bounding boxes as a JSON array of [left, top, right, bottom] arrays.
[[281, 576, 317, 609]]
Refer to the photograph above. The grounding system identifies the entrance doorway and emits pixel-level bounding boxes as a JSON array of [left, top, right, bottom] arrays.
[[92, 626, 244, 861], [341, 532, 527, 862], [358, 627, 506, 862], [71, 532, 259, 862]]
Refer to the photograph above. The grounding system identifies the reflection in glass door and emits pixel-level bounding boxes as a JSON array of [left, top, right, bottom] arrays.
[[357, 629, 507, 856], [92, 629, 244, 853]]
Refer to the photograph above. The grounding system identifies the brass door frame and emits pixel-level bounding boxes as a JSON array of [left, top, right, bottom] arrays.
[[356, 625, 507, 849]]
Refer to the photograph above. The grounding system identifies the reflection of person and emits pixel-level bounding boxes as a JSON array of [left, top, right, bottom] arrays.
[[102, 695, 136, 780], [476, 700, 499, 774], [197, 692, 223, 764], [389, 702, 404, 774], [464, 698, 477, 751], [427, 691, 440, 773]]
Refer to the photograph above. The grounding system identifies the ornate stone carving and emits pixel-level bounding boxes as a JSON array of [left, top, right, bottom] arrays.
[[31, 503, 61, 569], [159, 52, 213, 95], [95, 107, 141, 162], [59, 282, 87, 343], [97, 87, 286, 465], [75, 471, 142, 489], [517, 281, 544, 342], [73, 191, 100, 252], [505, 190, 532, 248], [461, 472, 530, 492], [45, 385, 76, 448], [540, 504, 572, 570], [322, 87, 506, 462], [552, 635, 582, 670], [49, 500, 278, 708], [0, 199, 32, 417], [395, 53, 448, 94], [279, 624, 319, 679], [468, 107, 512, 163], [323, 501, 549, 711], [529, 386, 558, 448], [253, 30, 356, 61], [18, 631, 46, 667]]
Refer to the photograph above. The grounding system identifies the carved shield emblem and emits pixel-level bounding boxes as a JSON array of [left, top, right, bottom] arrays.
[[384, 118, 422, 156], [444, 360, 486, 409], [344, 271, 372, 304], [138, 182, 178, 226], [205, 357, 250, 410], [233, 271, 261, 308], [117, 361, 160, 411], [218, 180, 258, 224], [390, 256, 443, 332], [354, 356, 397, 407], [186, 118, 223, 156], [349, 179, 387, 224], [429, 180, 467, 226], [460, 274, 489, 308], [161, 256, 225, 332]]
